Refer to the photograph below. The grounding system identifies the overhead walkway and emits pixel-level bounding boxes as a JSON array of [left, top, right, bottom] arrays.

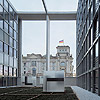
[[17, 11, 77, 20]]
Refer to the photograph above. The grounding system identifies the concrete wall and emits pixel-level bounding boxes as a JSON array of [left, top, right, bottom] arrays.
[[64, 77, 76, 86]]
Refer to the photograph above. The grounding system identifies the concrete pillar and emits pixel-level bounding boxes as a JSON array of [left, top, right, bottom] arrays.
[[46, 15, 50, 71], [17, 19, 22, 86]]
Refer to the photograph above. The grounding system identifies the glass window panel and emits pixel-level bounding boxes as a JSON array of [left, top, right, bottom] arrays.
[[14, 21, 17, 31], [4, 53, 8, 65], [60, 62, 65, 66], [9, 37, 13, 47], [0, 41, 3, 52], [0, 19, 3, 29], [0, 0, 3, 5], [4, 10, 9, 22], [32, 68, 36, 76], [96, 42, 98, 57], [14, 49, 16, 58], [9, 26, 13, 37], [14, 31, 16, 40], [0, 29, 3, 41], [9, 67, 12, 76], [9, 56, 13, 67], [0, 52, 3, 64], [4, 32, 8, 44], [4, 21, 8, 33], [4, 66, 8, 76], [9, 47, 13, 56], [14, 58, 17, 68], [14, 40, 16, 49], [31, 61, 36, 66], [0, 5, 3, 17], [4, 0, 8, 11], [14, 68, 16, 77], [4, 43, 8, 54], [0, 65, 3, 76]]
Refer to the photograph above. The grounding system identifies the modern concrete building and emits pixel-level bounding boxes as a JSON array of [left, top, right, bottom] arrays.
[[76, 0, 100, 95], [22, 46, 74, 86], [0, 0, 76, 87]]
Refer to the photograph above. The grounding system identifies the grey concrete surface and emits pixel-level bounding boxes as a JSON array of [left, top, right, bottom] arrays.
[[72, 86, 100, 100]]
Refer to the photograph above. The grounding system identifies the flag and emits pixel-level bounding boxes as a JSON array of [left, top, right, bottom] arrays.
[[59, 40, 64, 43]]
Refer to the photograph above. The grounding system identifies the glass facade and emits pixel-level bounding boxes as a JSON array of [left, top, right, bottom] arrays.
[[76, 0, 100, 95], [0, 0, 18, 87]]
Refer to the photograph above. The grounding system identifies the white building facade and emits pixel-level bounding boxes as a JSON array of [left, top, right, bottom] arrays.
[[22, 46, 74, 86]]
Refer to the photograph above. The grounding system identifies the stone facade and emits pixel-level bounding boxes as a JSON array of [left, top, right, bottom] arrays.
[[22, 46, 74, 85]]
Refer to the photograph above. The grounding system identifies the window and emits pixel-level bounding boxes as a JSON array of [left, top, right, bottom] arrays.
[[4, 54, 8, 65], [4, 10, 9, 22], [0, 0, 3, 5], [24, 71, 26, 74], [14, 21, 17, 31], [14, 31, 17, 40], [0, 52, 3, 64], [24, 63, 26, 66], [91, 49, 93, 69], [4, 43, 8, 54], [4, 21, 8, 33], [31, 61, 36, 66], [0, 19, 3, 29], [0, 41, 3, 52], [95, 42, 98, 57], [9, 56, 13, 67], [14, 68, 17, 77], [14, 40, 16, 49], [4, 0, 8, 11], [9, 47, 13, 56], [91, 27, 93, 45], [0, 65, 3, 76], [9, 26, 13, 37], [9, 67, 12, 76], [4, 32, 8, 44], [32, 68, 36, 76], [60, 62, 65, 67], [4, 66, 8, 76], [0, 5, 3, 17], [14, 49, 16, 58], [9, 37, 13, 47], [14, 58, 17, 68]]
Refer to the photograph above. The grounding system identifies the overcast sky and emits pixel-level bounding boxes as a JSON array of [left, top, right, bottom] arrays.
[[9, 0, 78, 68]]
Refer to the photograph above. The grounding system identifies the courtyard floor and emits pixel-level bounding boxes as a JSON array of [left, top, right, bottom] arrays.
[[0, 87, 78, 100]]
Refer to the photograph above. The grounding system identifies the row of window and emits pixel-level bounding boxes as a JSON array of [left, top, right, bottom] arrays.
[[0, 52, 17, 67], [0, 40, 17, 58], [0, 20, 18, 38], [0, 65, 17, 77]]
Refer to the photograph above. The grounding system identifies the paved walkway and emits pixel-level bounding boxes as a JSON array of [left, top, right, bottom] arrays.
[[71, 86, 100, 100]]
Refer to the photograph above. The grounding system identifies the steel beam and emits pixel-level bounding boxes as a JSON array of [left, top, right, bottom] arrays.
[[17, 11, 77, 20]]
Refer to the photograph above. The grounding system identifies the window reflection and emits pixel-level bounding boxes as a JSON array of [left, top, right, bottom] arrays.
[[4, 66, 8, 76], [0, 65, 3, 76], [9, 67, 12, 76]]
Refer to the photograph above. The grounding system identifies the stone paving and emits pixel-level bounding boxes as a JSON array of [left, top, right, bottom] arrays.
[[71, 86, 100, 100]]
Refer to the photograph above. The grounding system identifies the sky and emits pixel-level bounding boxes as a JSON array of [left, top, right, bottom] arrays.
[[9, 0, 78, 69]]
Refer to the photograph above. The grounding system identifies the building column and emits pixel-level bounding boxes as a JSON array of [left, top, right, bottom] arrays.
[[17, 19, 22, 86], [46, 15, 50, 71]]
